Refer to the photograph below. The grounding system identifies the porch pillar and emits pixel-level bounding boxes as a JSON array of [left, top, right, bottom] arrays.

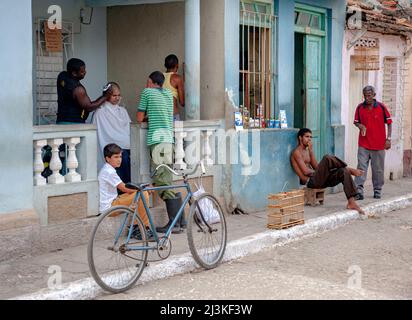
[[185, 0, 200, 120], [0, 0, 34, 214]]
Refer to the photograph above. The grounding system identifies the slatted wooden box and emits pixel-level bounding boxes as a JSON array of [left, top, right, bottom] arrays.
[[267, 189, 305, 230]]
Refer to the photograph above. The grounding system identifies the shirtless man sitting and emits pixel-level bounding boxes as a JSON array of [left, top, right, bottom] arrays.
[[291, 128, 365, 214]]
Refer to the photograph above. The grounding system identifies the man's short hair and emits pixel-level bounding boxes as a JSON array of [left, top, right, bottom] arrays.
[[103, 81, 121, 96], [363, 85, 376, 94], [165, 54, 179, 69], [67, 58, 86, 74], [104, 143, 122, 159], [149, 71, 165, 87], [297, 128, 312, 139]]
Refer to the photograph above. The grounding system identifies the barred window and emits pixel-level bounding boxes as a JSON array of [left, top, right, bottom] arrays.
[[239, 0, 277, 129]]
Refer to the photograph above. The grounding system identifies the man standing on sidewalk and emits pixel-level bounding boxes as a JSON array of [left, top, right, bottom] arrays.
[[354, 86, 393, 200], [137, 71, 184, 234]]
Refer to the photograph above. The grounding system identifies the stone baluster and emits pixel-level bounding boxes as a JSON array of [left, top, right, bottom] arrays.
[[64, 137, 81, 183], [203, 130, 214, 166], [34, 140, 47, 186], [185, 130, 201, 167], [48, 138, 65, 184], [174, 121, 187, 170]]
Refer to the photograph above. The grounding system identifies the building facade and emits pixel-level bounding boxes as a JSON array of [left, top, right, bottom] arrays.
[[342, 0, 412, 183], [0, 0, 350, 252]]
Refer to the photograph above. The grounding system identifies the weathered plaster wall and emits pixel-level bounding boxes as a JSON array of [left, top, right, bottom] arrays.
[[200, 0, 225, 120], [229, 129, 300, 212], [403, 52, 412, 176], [404, 52, 412, 152], [107, 3, 185, 119], [341, 31, 406, 181]]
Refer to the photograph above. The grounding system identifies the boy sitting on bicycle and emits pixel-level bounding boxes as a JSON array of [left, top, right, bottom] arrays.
[[98, 143, 153, 238]]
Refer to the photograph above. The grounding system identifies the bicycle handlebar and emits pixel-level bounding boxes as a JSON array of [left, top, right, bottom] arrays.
[[150, 162, 206, 179]]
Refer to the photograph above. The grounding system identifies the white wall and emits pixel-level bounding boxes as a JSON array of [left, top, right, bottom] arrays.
[[32, 0, 107, 101], [342, 31, 407, 182]]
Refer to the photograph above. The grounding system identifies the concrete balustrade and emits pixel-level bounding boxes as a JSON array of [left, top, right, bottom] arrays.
[[33, 137, 81, 185], [131, 120, 223, 184], [32, 125, 99, 225]]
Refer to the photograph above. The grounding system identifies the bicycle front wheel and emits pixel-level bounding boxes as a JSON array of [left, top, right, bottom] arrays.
[[87, 206, 148, 293], [187, 193, 227, 269]]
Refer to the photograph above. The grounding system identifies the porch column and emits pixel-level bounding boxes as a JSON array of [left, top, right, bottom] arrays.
[[0, 0, 34, 214], [185, 0, 200, 120]]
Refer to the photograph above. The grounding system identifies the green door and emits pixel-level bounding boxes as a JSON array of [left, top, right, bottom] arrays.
[[304, 35, 324, 159]]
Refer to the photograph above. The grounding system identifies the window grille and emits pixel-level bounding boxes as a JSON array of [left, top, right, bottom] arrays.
[[35, 19, 74, 125], [240, 0, 276, 129]]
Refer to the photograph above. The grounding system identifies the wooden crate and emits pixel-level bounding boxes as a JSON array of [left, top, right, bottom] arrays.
[[267, 189, 305, 230], [304, 188, 325, 206]]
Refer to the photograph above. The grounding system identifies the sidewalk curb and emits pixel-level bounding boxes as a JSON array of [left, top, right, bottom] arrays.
[[12, 193, 412, 300]]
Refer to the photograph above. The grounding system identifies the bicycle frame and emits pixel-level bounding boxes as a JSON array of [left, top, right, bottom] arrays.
[[123, 182, 194, 252]]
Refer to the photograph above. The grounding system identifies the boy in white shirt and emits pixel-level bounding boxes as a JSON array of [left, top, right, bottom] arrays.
[[98, 143, 152, 239]]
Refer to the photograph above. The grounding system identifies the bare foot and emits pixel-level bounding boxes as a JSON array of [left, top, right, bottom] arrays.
[[349, 168, 364, 177]]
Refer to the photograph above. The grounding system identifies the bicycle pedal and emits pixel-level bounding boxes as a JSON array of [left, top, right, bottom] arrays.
[[136, 262, 150, 268]]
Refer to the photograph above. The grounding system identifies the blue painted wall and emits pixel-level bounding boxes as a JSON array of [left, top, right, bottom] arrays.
[[223, 0, 346, 212], [230, 129, 300, 212], [0, 0, 34, 214], [275, 0, 295, 126], [225, 0, 240, 107], [274, 0, 346, 155], [297, 0, 346, 155]]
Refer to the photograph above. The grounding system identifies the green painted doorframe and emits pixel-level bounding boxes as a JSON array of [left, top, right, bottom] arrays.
[[294, 3, 328, 159]]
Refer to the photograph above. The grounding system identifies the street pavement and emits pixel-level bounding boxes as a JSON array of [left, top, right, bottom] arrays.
[[99, 206, 412, 300], [2, 178, 412, 300]]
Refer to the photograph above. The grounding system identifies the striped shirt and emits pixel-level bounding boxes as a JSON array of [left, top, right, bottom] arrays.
[[138, 88, 174, 146]]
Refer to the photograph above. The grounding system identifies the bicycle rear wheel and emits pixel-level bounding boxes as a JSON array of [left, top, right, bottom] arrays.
[[87, 206, 148, 293], [187, 193, 227, 269]]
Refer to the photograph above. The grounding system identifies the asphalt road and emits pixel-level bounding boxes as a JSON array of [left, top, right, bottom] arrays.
[[99, 207, 412, 300]]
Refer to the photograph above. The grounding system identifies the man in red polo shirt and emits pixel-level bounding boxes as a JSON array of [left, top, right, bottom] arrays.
[[353, 86, 392, 200]]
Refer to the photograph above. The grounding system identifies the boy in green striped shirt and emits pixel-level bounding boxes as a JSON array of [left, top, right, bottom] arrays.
[[137, 71, 184, 234]]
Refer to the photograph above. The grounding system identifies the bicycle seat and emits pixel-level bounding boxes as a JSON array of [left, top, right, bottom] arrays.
[[125, 183, 151, 191]]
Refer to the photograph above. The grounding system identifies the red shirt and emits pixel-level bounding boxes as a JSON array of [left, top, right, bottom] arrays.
[[354, 100, 392, 150]]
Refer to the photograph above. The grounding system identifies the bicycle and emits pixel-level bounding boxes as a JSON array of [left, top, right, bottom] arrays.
[[88, 162, 227, 293]]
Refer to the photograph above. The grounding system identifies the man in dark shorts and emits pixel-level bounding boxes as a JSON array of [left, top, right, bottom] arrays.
[[291, 128, 365, 214]]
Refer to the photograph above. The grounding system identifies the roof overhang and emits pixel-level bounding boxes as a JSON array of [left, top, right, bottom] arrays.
[[85, 0, 183, 8]]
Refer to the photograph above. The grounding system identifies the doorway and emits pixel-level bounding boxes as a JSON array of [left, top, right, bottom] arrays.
[[294, 4, 327, 159]]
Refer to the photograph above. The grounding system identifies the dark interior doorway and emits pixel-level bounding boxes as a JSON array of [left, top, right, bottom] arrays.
[[294, 32, 305, 129]]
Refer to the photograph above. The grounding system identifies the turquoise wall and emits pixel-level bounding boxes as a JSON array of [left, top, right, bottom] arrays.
[[0, 0, 34, 213], [224, 0, 346, 212], [230, 129, 300, 212], [275, 0, 346, 154]]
